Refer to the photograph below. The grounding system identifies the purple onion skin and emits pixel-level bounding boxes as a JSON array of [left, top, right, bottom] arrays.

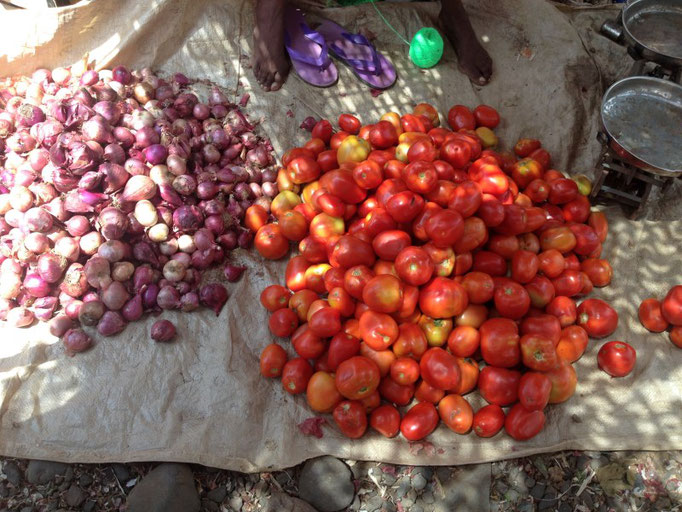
[[151, 319, 176, 342], [122, 294, 144, 322], [97, 311, 127, 337], [49, 314, 73, 337], [199, 283, 228, 316], [63, 328, 94, 356], [224, 264, 247, 282]]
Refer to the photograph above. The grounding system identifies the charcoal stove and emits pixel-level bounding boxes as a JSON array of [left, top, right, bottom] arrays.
[[592, 0, 682, 218]]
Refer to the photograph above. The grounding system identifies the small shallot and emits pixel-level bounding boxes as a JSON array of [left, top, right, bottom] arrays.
[[63, 328, 93, 356], [151, 319, 176, 342], [97, 311, 126, 336]]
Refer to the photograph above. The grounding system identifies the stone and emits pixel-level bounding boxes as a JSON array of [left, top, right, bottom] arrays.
[[412, 473, 427, 491], [79, 474, 93, 487], [127, 463, 199, 512], [65, 484, 86, 508], [558, 503, 572, 512], [421, 490, 435, 504], [0, 483, 8, 498], [228, 495, 243, 511], [206, 485, 228, 503], [538, 501, 554, 511], [364, 495, 384, 511], [531, 483, 546, 501], [525, 477, 536, 488], [413, 467, 434, 481], [63, 467, 74, 482], [381, 502, 396, 512], [432, 463, 491, 512], [399, 497, 414, 509], [582, 492, 594, 508], [505, 489, 520, 502], [112, 464, 131, 482], [435, 467, 451, 482], [83, 501, 96, 512], [58, 481, 70, 492], [3, 461, 21, 486], [381, 471, 397, 486], [518, 503, 534, 512], [20, 507, 34, 512], [298, 456, 355, 512], [201, 499, 219, 512], [262, 490, 317, 512], [411, 506, 424, 512], [26, 460, 68, 485]]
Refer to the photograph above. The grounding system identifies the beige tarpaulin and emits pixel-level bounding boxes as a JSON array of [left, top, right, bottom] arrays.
[[1, 0, 681, 473]]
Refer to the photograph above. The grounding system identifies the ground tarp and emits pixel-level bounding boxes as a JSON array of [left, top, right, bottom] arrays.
[[1, 0, 681, 473]]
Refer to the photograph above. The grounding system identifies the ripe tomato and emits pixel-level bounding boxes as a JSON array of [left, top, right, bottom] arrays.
[[419, 277, 468, 318], [546, 296, 577, 327], [451, 357, 479, 395], [277, 210, 308, 241], [338, 113, 361, 134], [393, 323, 428, 360], [327, 332, 361, 370], [369, 120, 399, 149], [361, 275, 403, 314], [538, 249, 565, 278], [439, 394, 473, 434], [378, 375, 414, 405], [414, 103, 440, 127], [420, 347, 461, 390], [407, 138, 439, 163], [638, 298, 669, 332], [260, 285, 291, 312], [327, 287, 355, 318], [669, 327, 682, 349], [521, 314, 561, 345], [291, 325, 325, 359], [545, 362, 577, 403], [245, 204, 269, 233], [268, 308, 299, 338], [551, 270, 583, 297], [254, 224, 289, 260], [524, 276, 556, 309], [352, 159, 383, 190], [329, 235, 375, 269], [453, 217, 487, 254], [359, 310, 399, 350], [661, 285, 682, 326], [455, 303, 488, 328], [400, 402, 439, 441], [259, 343, 287, 378], [306, 371, 343, 413], [370, 404, 401, 437], [447, 326, 480, 357], [317, 149, 338, 172], [422, 242, 455, 278], [588, 211, 608, 243], [448, 181, 482, 219], [525, 179, 550, 203], [472, 251, 507, 276], [446, 105, 475, 131], [344, 265, 375, 300], [540, 227, 576, 254], [440, 138, 472, 168], [494, 282, 530, 320], [370, 230, 409, 262], [289, 289, 319, 322], [425, 209, 464, 248], [308, 307, 341, 337], [478, 366, 521, 406], [386, 190, 425, 223], [520, 334, 560, 371], [488, 234, 520, 260], [281, 358, 314, 394], [479, 318, 520, 367], [556, 325, 589, 363], [311, 119, 333, 144], [504, 404, 546, 441], [462, 271, 494, 304], [390, 357, 420, 385], [473, 105, 500, 128], [299, 236, 328, 264], [392, 246, 433, 287], [287, 156, 321, 185], [473, 404, 505, 438], [319, 169, 366, 204], [562, 195, 591, 223], [518, 372, 552, 411], [511, 250, 539, 284], [511, 158, 543, 189], [514, 138, 541, 157], [335, 356, 380, 399], [333, 400, 368, 438], [403, 161, 438, 194], [568, 224, 600, 256], [576, 298, 618, 338], [417, 315, 452, 347], [309, 212, 345, 240], [598, 341, 636, 377]]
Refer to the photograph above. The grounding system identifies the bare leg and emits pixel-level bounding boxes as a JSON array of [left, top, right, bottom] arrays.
[[439, 0, 493, 85], [252, 0, 290, 91]]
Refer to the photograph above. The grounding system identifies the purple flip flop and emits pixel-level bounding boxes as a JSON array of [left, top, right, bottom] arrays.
[[284, 7, 338, 88], [315, 19, 397, 90]]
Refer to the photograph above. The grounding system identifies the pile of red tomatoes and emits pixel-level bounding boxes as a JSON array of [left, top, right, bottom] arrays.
[[254, 103, 620, 442], [639, 285, 682, 350]]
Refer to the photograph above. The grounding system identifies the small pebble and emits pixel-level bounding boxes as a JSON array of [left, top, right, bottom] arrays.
[[412, 474, 427, 491], [2, 462, 22, 486], [79, 473, 93, 487], [421, 490, 435, 504], [228, 495, 243, 511]]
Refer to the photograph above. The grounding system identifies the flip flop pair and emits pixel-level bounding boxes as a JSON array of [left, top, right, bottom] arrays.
[[284, 6, 397, 89]]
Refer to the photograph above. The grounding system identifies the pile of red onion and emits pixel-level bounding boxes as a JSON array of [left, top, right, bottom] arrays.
[[0, 65, 276, 352]]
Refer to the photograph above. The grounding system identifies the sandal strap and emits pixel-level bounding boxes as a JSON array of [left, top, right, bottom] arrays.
[[330, 32, 382, 75], [285, 24, 332, 69]]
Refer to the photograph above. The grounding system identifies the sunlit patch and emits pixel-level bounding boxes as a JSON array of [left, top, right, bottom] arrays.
[[482, 35, 490, 43]]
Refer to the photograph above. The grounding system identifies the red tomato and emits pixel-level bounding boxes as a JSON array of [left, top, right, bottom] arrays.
[[448, 181, 482, 218], [461, 271, 495, 304], [407, 138, 439, 163], [362, 275, 403, 314], [308, 307, 341, 337], [545, 362, 577, 403], [344, 265, 375, 300], [511, 158, 543, 189], [478, 195, 505, 227], [324, 267, 346, 292], [661, 285, 682, 326], [420, 347, 461, 390], [513, 138, 541, 157], [392, 323, 428, 360], [538, 249, 565, 278], [333, 400, 368, 438], [478, 366, 521, 406], [472, 251, 507, 277], [568, 224, 600, 256], [598, 341, 636, 377], [480, 318, 520, 368], [319, 169, 366, 204], [412, 201, 441, 241], [453, 217, 487, 254], [268, 308, 299, 337], [414, 379, 446, 403], [488, 234, 519, 260], [386, 191, 425, 223], [419, 277, 468, 318], [556, 325, 589, 363], [529, 148, 551, 170], [352, 160, 383, 190], [278, 210, 308, 241], [580, 259, 612, 287], [255, 224, 289, 260], [525, 179, 550, 203], [289, 289, 318, 322], [281, 358, 314, 394], [299, 236, 328, 264], [370, 404, 401, 437], [403, 161, 438, 194], [447, 105, 476, 131], [669, 327, 682, 349], [520, 334, 560, 371], [473, 404, 505, 438], [524, 275, 556, 309], [521, 314, 561, 345], [548, 178, 578, 205], [401, 114, 428, 133], [440, 138, 472, 168], [379, 376, 415, 405], [511, 250, 539, 283], [288, 156, 321, 185], [335, 356, 381, 399], [329, 131, 349, 150], [447, 326, 480, 357], [563, 195, 591, 223], [317, 149, 338, 172], [473, 105, 500, 128], [327, 332, 361, 371], [588, 211, 609, 243], [259, 343, 288, 378], [504, 403, 546, 440], [638, 298, 669, 332], [245, 204, 269, 233], [576, 298, 618, 338], [433, 159, 456, 180], [400, 402, 439, 441], [306, 371, 342, 413], [359, 310, 399, 350], [260, 285, 291, 312], [312, 120, 333, 144], [540, 227, 576, 254], [329, 235, 375, 268], [438, 394, 473, 434], [551, 270, 583, 297], [494, 282, 530, 320], [390, 357, 420, 385], [338, 113, 361, 134], [546, 296, 577, 327], [425, 209, 465, 248], [518, 372, 552, 411], [395, 246, 435, 286], [451, 357, 480, 394], [369, 121, 399, 149], [372, 230, 411, 261]]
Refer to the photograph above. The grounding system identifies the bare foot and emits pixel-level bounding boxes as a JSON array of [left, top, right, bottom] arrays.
[[440, 0, 493, 85], [252, 0, 290, 91]]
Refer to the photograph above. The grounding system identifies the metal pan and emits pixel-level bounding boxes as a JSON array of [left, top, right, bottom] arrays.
[[601, 76, 682, 176], [601, 0, 682, 68]]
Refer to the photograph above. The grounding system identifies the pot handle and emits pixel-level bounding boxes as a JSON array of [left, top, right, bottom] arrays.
[[601, 20, 624, 44]]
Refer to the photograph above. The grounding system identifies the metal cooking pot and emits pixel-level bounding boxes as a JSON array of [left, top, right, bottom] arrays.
[[600, 76, 682, 176], [601, 0, 682, 69]]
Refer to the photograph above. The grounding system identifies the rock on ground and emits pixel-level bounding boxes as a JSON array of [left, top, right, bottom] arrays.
[[25, 460, 68, 485], [127, 463, 199, 512], [298, 456, 355, 512], [263, 490, 318, 512]]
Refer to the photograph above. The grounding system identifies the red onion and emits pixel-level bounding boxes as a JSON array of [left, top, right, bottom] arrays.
[[162, 259, 186, 282], [97, 207, 129, 240], [191, 249, 213, 270], [197, 181, 219, 200], [63, 328, 94, 355], [172, 205, 203, 233], [79, 300, 105, 326], [37, 252, 67, 283], [121, 175, 157, 202], [93, 101, 120, 125], [112, 261, 134, 281], [193, 228, 215, 251], [113, 126, 135, 147], [24, 232, 50, 253], [151, 319, 176, 342], [55, 236, 80, 261], [133, 265, 155, 292], [64, 299, 83, 320], [224, 263, 247, 282], [23, 271, 50, 298], [84, 256, 112, 289], [100, 162, 129, 193], [33, 296, 58, 322], [135, 126, 159, 149], [101, 281, 129, 310], [172, 174, 196, 196], [172, 251, 192, 267], [7, 306, 34, 327], [180, 292, 199, 311], [65, 215, 90, 237], [238, 229, 253, 249], [158, 184, 183, 207], [78, 171, 102, 191], [122, 294, 144, 322], [133, 241, 159, 267], [98, 240, 127, 262], [17, 103, 45, 128], [104, 143, 126, 164], [81, 117, 110, 144], [49, 314, 73, 337], [80, 70, 99, 86], [218, 231, 238, 250], [64, 189, 108, 213], [5, 209, 24, 228], [199, 283, 228, 315], [0, 298, 13, 321], [112, 66, 132, 85], [60, 263, 88, 297], [97, 311, 126, 336], [143, 143, 167, 165], [80, 231, 103, 256], [9, 185, 34, 212], [157, 285, 180, 310], [142, 283, 160, 309]]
